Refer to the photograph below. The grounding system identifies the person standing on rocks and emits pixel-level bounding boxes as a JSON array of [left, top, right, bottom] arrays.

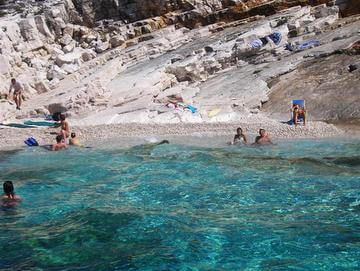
[[8, 78, 23, 110], [59, 114, 71, 140]]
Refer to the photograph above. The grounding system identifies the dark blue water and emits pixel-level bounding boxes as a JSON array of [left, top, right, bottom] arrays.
[[1, 139, 360, 271]]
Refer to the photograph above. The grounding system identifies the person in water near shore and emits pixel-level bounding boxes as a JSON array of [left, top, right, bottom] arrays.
[[8, 78, 23, 110], [59, 114, 70, 140], [253, 129, 273, 145], [52, 135, 67, 151], [69, 132, 82, 146], [2, 181, 21, 206], [231, 127, 248, 145], [292, 104, 306, 127]]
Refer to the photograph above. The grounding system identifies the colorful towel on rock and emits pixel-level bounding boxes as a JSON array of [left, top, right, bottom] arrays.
[[286, 40, 320, 52], [250, 32, 282, 49]]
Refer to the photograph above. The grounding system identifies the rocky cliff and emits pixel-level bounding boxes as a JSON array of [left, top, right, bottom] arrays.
[[0, 0, 359, 125]]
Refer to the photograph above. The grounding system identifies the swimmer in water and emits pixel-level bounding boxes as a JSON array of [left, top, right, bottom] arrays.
[[2, 181, 21, 207], [52, 135, 67, 151], [253, 129, 273, 145], [231, 127, 248, 145]]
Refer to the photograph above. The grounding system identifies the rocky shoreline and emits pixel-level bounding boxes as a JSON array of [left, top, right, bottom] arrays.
[[0, 120, 345, 149]]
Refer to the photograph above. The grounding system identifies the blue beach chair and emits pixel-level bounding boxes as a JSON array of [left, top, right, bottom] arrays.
[[291, 99, 306, 125]]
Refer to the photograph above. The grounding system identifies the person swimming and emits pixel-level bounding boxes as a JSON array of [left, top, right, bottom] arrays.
[[253, 129, 273, 145], [52, 135, 67, 151], [231, 127, 248, 145], [2, 181, 21, 206]]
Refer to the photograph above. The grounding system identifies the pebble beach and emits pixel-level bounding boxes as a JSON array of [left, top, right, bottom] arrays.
[[0, 120, 344, 149]]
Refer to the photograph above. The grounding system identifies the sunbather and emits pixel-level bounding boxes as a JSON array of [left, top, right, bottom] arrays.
[[292, 104, 306, 126]]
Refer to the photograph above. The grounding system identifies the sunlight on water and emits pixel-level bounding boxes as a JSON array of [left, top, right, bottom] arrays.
[[1, 138, 360, 270]]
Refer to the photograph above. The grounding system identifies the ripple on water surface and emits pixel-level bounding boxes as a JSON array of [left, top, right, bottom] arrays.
[[0, 138, 360, 270]]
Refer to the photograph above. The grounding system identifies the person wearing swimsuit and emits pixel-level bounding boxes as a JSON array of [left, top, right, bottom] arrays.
[[293, 104, 306, 126], [231, 127, 248, 145]]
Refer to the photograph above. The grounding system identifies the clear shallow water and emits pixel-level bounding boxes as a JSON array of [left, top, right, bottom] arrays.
[[1, 138, 360, 271]]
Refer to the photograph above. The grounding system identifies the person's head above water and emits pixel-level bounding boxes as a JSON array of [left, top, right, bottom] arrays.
[[11, 78, 16, 84], [56, 135, 63, 143], [259, 129, 266, 137], [3, 181, 14, 196], [71, 132, 76, 138], [236, 127, 243, 135]]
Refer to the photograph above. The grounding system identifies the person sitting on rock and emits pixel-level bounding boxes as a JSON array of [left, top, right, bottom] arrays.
[[8, 78, 23, 110], [253, 129, 273, 145], [59, 114, 70, 140], [69, 132, 82, 147], [2, 181, 22, 207], [231, 127, 248, 145], [292, 104, 306, 126], [52, 135, 67, 151]]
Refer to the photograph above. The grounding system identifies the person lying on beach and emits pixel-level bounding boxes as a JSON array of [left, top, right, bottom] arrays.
[[2, 181, 21, 206], [230, 127, 248, 145], [69, 132, 82, 147], [52, 135, 67, 151], [59, 114, 70, 140], [253, 129, 273, 145]]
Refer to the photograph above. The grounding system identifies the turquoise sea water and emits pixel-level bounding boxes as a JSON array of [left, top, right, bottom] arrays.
[[1, 138, 360, 271]]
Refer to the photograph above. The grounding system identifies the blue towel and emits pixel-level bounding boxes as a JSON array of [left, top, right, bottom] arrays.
[[268, 32, 282, 45], [298, 40, 320, 50], [251, 39, 263, 49], [286, 40, 320, 52], [187, 105, 198, 113], [24, 137, 39, 147]]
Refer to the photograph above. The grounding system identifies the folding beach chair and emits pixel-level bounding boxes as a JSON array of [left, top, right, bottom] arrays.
[[291, 99, 306, 125]]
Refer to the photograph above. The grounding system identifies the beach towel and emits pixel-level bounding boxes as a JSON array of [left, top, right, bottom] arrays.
[[24, 120, 58, 127], [24, 137, 39, 147], [250, 39, 263, 49], [0, 123, 35, 128], [268, 32, 282, 45], [286, 40, 320, 52]]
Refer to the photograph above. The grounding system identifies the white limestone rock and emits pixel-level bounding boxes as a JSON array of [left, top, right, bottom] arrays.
[[62, 63, 80, 74], [55, 48, 84, 67], [110, 35, 125, 48], [95, 41, 110, 53], [63, 40, 76, 53], [0, 56, 10, 76], [81, 49, 97, 62], [34, 80, 50, 94], [47, 65, 67, 80], [59, 34, 73, 46]]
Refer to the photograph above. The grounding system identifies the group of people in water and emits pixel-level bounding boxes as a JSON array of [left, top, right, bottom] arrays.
[[2, 126, 272, 206], [51, 113, 82, 151], [230, 127, 273, 145]]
